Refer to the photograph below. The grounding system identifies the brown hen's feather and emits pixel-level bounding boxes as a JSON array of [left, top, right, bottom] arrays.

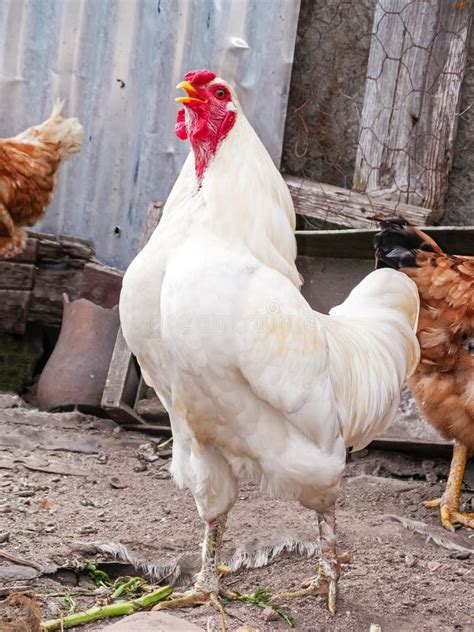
[[374, 220, 474, 453], [0, 101, 83, 258]]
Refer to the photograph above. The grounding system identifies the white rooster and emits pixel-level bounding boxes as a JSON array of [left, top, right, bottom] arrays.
[[120, 69, 420, 616]]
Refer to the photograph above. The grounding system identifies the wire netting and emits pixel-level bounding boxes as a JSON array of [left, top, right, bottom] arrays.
[[281, 0, 474, 228]]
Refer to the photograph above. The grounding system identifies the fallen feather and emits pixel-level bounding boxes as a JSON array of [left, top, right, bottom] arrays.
[[73, 531, 320, 588], [384, 514, 473, 553], [0, 455, 89, 477]]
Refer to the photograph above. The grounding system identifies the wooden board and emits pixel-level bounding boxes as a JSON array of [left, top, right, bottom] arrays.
[[80, 263, 123, 308], [0, 290, 31, 335], [0, 262, 35, 291], [0, 239, 37, 264], [286, 176, 436, 227], [296, 226, 474, 259], [32, 231, 95, 265], [353, 0, 471, 217], [29, 268, 84, 327], [102, 203, 164, 426]]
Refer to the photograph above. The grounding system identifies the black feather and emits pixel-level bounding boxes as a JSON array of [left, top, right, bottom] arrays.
[[374, 219, 435, 270]]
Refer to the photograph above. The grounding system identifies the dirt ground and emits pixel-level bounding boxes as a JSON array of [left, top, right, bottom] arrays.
[[0, 396, 473, 632]]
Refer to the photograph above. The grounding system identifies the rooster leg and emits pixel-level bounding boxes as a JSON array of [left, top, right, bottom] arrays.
[[272, 505, 340, 614], [425, 443, 474, 530], [154, 514, 228, 613]]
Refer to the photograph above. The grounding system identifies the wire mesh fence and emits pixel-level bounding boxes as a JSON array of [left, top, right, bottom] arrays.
[[282, 0, 474, 229]]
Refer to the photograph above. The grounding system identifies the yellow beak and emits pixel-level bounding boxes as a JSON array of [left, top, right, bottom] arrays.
[[175, 80, 207, 104]]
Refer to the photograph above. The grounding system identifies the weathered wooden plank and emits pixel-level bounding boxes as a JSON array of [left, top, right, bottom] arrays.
[[102, 202, 164, 426], [102, 328, 142, 423], [138, 202, 164, 250], [80, 263, 123, 308], [353, 0, 471, 218], [0, 239, 37, 264], [29, 268, 83, 327], [0, 290, 30, 335], [370, 438, 452, 458], [285, 175, 436, 227], [296, 226, 474, 259], [0, 262, 35, 290], [32, 231, 96, 265]]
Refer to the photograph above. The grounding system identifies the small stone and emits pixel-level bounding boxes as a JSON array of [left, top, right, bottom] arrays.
[[81, 499, 96, 507], [0, 531, 10, 543], [109, 477, 128, 489], [154, 469, 171, 480], [261, 606, 279, 622], [44, 526, 56, 533], [405, 553, 417, 568], [339, 550, 352, 564], [450, 551, 470, 560], [428, 560, 441, 572], [134, 462, 148, 472], [137, 443, 161, 463], [96, 452, 108, 464], [51, 477, 61, 483], [135, 395, 168, 421], [79, 525, 99, 535], [18, 489, 35, 498], [0, 505, 12, 513]]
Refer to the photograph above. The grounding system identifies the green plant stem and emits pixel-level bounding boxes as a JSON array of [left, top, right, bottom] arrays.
[[41, 586, 173, 630]]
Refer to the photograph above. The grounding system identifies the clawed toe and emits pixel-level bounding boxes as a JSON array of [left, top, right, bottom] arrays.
[[272, 571, 338, 615], [426, 497, 474, 530]]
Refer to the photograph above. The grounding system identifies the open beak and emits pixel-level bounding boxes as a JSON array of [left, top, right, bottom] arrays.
[[175, 80, 207, 104]]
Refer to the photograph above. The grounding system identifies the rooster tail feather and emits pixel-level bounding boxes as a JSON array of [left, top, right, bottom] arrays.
[[374, 219, 442, 270]]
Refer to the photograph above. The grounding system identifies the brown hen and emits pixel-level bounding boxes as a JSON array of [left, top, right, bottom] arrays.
[[0, 100, 83, 258], [374, 219, 474, 530]]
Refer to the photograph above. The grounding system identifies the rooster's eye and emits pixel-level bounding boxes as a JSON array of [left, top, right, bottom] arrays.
[[215, 89, 226, 99]]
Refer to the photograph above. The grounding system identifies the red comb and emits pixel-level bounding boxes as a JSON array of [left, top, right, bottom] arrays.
[[183, 69, 216, 86]]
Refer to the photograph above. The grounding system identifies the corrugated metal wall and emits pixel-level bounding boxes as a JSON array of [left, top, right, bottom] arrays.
[[0, 0, 300, 268]]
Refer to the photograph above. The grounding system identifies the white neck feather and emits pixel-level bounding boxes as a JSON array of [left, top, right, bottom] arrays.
[[163, 101, 301, 289]]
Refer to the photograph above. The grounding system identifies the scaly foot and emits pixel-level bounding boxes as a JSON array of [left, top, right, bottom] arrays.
[[271, 558, 339, 615], [425, 443, 473, 530], [153, 514, 229, 630], [425, 497, 474, 530]]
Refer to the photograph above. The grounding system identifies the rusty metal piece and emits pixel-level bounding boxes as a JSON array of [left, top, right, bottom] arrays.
[[37, 296, 119, 415]]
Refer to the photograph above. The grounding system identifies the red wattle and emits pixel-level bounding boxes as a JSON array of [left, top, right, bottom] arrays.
[[175, 108, 187, 140]]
